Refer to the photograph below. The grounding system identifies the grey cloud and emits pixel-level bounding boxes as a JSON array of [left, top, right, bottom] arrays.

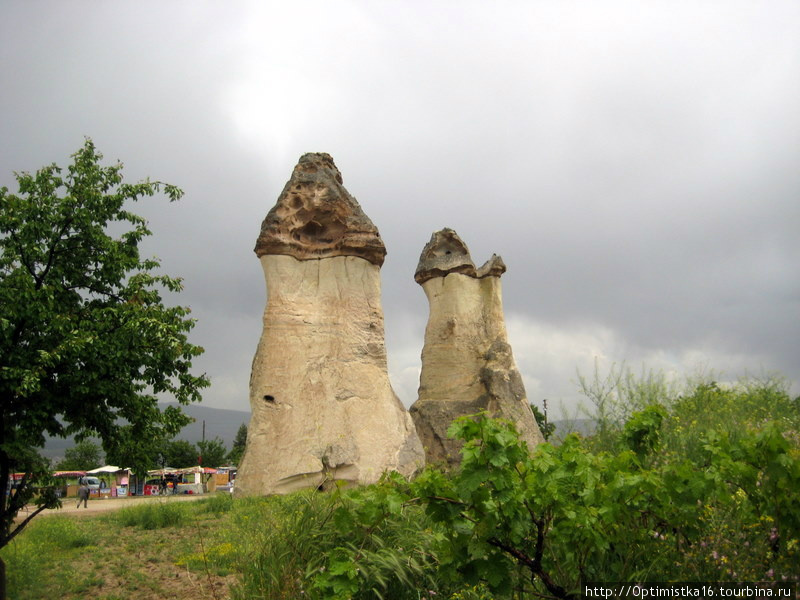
[[2, 1, 797, 413]]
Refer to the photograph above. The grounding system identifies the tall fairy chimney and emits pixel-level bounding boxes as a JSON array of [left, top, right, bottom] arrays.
[[235, 153, 424, 495]]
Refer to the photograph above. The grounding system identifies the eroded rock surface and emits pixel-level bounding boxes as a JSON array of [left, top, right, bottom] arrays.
[[236, 154, 423, 495], [254, 152, 386, 266], [410, 229, 544, 467]]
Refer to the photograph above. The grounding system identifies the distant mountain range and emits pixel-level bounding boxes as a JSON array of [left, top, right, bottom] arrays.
[[41, 403, 593, 462]]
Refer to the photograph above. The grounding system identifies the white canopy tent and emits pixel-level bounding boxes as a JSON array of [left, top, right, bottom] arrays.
[[87, 465, 125, 474]]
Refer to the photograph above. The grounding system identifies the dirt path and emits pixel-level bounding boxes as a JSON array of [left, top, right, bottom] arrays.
[[16, 493, 209, 521]]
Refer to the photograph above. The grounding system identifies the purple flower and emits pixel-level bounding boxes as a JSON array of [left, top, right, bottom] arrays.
[[769, 528, 779, 542]]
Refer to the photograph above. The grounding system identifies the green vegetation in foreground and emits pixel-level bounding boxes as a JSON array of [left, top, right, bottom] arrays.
[[2, 375, 799, 599], [1, 498, 232, 600]]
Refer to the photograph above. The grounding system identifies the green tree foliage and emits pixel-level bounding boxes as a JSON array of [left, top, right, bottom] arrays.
[[197, 436, 227, 468], [408, 410, 799, 597], [160, 440, 198, 468], [530, 402, 555, 441], [104, 433, 166, 473], [55, 440, 103, 471], [227, 423, 247, 465], [0, 140, 209, 571], [405, 375, 800, 597]]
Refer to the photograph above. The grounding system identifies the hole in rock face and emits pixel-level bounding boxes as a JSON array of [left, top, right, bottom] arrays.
[[445, 250, 451, 255], [297, 218, 346, 244], [301, 221, 325, 238], [263, 395, 275, 403]]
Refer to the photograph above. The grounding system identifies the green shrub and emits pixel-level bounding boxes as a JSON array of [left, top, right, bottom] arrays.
[[408, 405, 800, 597], [662, 378, 800, 460], [220, 484, 447, 600], [576, 362, 677, 451]]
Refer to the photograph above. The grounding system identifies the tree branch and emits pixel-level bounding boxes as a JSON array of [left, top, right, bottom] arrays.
[[37, 216, 75, 289], [488, 528, 576, 600], [1, 504, 49, 548]]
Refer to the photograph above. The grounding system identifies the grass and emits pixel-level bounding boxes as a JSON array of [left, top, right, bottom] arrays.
[[114, 498, 191, 529], [2, 490, 450, 600], [1, 496, 235, 600]]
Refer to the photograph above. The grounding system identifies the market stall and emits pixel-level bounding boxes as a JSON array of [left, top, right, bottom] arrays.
[[179, 466, 218, 493], [53, 471, 87, 497], [86, 465, 131, 497], [144, 468, 179, 495]]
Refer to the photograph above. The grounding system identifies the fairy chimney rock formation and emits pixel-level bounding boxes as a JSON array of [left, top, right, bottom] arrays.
[[236, 153, 424, 495], [410, 228, 544, 467]]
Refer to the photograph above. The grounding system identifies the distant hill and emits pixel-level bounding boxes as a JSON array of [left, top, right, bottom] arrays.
[[550, 418, 596, 439], [42, 403, 251, 462], [41, 405, 593, 462], [161, 402, 251, 448]]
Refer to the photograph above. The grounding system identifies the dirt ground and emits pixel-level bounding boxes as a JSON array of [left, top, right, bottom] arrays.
[[16, 492, 208, 522]]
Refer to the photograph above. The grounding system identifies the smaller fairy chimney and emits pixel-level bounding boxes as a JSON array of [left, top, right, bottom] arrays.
[[410, 228, 544, 467]]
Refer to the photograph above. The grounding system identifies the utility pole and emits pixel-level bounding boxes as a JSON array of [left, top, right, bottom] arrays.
[[199, 420, 206, 465]]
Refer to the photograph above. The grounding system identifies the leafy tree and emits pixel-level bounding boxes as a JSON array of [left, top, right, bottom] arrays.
[[530, 401, 555, 441], [160, 439, 198, 468], [55, 440, 103, 471], [104, 433, 166, 473], [197, 436, 227, 467], [0, 140, 209, 596], [227, 423, 247, 465]]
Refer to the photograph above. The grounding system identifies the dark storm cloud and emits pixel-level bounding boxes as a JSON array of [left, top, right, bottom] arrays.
[[2, 1, 798, 414]]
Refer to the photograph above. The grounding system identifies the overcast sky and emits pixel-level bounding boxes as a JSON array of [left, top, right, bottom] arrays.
[[2, 1, 798, 419]]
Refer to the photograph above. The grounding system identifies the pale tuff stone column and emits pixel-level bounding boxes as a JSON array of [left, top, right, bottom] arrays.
[[236, 153, 423, 495], [410, 228, 544, 467]]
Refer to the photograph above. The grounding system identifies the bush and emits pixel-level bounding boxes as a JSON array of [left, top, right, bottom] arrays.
[[221, 483, 446, 600], [410, 407, 800, 597], [662, 378, 800, 461]]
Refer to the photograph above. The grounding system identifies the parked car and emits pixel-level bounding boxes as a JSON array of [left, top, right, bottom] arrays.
[[81, 476, 101, 491]]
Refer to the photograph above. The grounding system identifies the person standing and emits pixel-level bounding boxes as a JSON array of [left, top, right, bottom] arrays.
[[76, 482, 89, 508]]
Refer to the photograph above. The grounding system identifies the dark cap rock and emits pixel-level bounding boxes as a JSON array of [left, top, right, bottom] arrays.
[[414, 228, 506, 284], [254, 153, 386, 266]]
